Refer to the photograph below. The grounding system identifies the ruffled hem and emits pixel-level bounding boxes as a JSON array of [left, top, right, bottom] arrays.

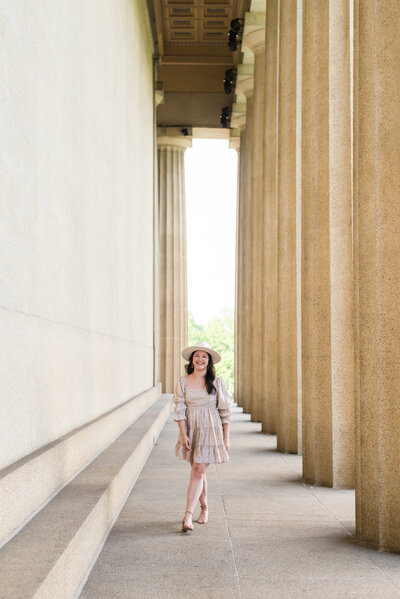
[[175, 419, 229, 464], [175, 440, 229, 464]]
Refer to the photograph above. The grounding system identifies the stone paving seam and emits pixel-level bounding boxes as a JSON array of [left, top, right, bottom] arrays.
[[278, 456, 400, 596], [214, 461, 244, 599], [279, 453, 307, 478], [360, 561, 400, 596], [303, 482, 354, 536]]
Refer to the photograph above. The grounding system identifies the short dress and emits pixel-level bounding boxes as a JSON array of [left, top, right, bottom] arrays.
[[173, 376, 232, 464]]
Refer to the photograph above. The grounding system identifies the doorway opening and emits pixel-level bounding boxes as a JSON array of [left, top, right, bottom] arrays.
[[184, 138, 238, 392]]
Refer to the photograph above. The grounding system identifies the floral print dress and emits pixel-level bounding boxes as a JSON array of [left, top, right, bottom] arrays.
[[173, 376, 232, 464]]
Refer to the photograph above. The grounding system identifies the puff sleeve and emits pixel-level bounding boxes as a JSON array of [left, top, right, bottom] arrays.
[[173, 377, 187, 422], [216, 377, 232, 424]]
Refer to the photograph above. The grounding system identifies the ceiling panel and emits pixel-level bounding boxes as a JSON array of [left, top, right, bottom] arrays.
[[158, 0, 245, 49], [154, 0, 250, 127]]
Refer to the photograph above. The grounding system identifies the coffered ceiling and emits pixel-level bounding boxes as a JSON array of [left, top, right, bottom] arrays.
[[156, 0, 242, 56], [152, 0, 250, 127]]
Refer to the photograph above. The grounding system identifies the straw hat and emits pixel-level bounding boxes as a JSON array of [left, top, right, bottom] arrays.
[[182, 341, 221, 364]]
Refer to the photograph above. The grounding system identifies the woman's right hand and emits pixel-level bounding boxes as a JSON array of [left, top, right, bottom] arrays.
[[181, 434, 191, 451]]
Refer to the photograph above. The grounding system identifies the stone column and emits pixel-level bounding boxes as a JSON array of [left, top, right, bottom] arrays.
[[354, 0, 400, 552], [232, 106, 246, 409], [235, 65, 254, 416], [157, 130, 191, 394], [302, 0, 354, 487], [276, 0, 301, 453], [241, 12, 266, 423], [262, 0, 279, 434], [328, 0, 355, 487]]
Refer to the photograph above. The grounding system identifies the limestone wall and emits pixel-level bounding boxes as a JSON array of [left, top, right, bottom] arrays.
[[0, 1, 155, 470]]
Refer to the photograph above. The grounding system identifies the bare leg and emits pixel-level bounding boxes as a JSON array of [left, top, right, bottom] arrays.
[[197, 475, 208, 523], [182, 463, 209, 529]]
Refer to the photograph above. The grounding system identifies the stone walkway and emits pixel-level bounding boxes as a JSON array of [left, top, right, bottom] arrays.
[[81, 406, 400, 599]]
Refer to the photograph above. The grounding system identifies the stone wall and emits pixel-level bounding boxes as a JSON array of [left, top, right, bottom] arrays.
[[0, 0, 155, 469]]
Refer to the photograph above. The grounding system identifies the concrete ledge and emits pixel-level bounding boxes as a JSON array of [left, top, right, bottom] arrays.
[[0, 395, 172, 599], [0, 384, 161, 548]]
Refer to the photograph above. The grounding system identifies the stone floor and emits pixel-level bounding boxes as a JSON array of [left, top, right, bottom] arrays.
[[80, 406, 400, 599]]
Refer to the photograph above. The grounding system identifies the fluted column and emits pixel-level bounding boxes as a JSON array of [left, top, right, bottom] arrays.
[[302, 0, 354, 487], [328, 0, 355, 487], [157, 131, 191, 393], [262, 0, 278, 434], [233, 128, 244, 409], [242, 12, 266, 423], [232, 106, 246, 409], [354, 0, 400, 552], [235, 65, 254, 415], [276, 0, 302, 453]]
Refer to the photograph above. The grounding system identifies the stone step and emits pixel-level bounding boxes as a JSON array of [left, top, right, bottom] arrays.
[[0, 384, 161, 549], [0, 395, 173, 599]]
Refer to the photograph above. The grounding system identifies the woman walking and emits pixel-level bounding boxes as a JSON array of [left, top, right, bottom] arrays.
[[173, 341, 232, 532]]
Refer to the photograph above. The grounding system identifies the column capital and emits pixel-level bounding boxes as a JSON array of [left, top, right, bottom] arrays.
[[242, 12, 266, 61], [231, 102, 247, 130], [155, 82, 164, 107], [157, 127, 192, 149], [235, 64, 254, 101], [192, 127, 229, 140]]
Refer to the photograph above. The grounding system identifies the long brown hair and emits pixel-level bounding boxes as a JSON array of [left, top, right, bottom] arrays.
[[185, 351, 217, 395]]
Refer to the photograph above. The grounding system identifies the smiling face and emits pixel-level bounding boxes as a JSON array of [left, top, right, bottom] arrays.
[[192, 350, 209, 373]]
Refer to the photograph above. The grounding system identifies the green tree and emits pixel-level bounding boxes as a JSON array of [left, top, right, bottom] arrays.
[[188, 311, 204, 345], [188, 309, 234, 393]]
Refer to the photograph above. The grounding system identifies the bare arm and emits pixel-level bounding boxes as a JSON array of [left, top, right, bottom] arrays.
[[222, 422, 230, 450]]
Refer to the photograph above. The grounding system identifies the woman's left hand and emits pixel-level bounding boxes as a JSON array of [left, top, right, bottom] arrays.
[[224, 436, 229, 451]]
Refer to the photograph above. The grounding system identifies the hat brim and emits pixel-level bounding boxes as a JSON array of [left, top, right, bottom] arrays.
[[182, 345, 221, 364]]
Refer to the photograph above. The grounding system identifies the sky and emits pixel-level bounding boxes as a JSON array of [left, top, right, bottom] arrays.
[[184, 139, 238, 325]]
